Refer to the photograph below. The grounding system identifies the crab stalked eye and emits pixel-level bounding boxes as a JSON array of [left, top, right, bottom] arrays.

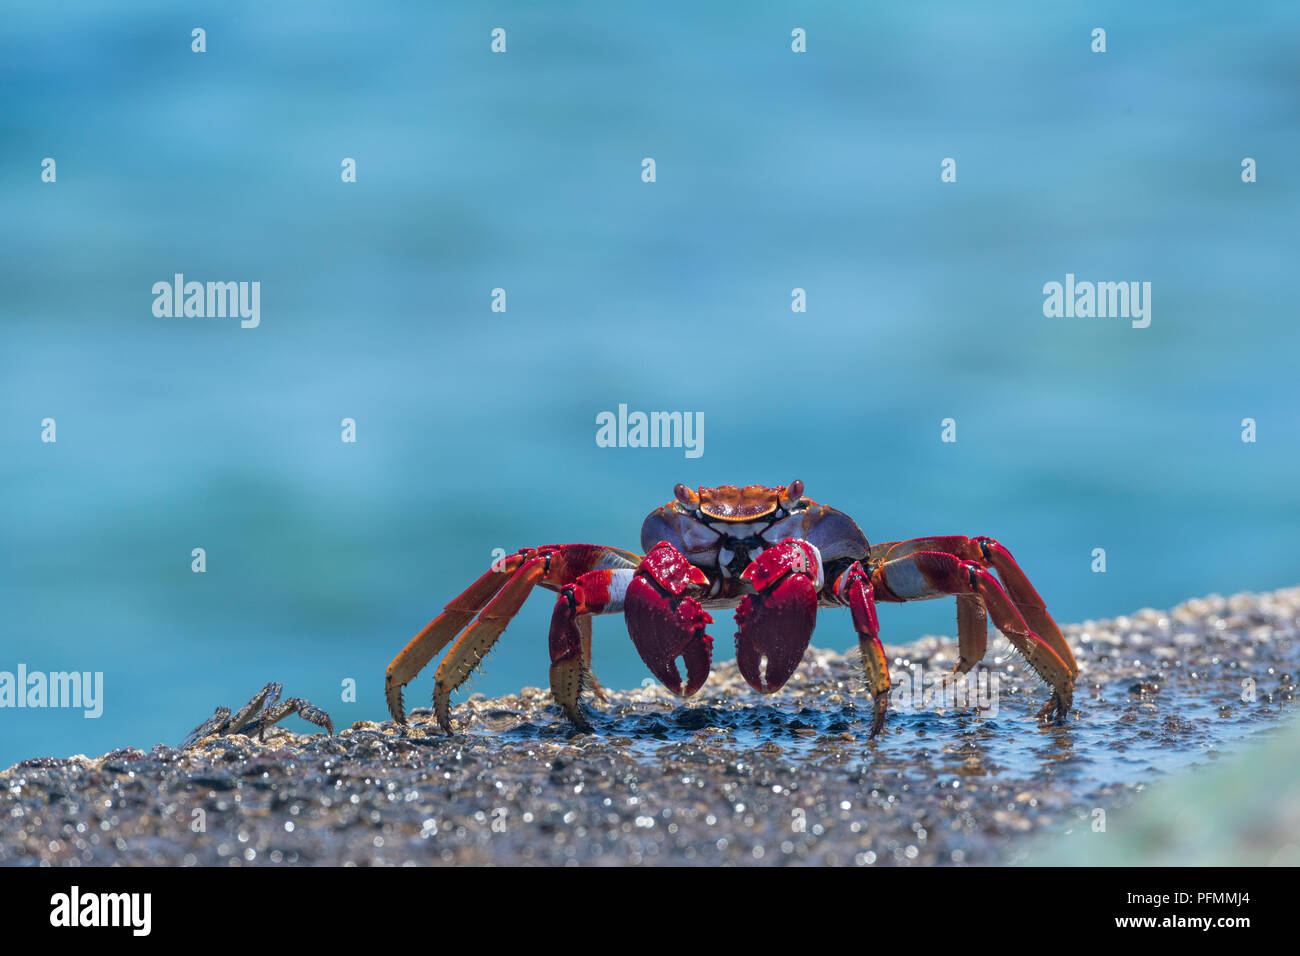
[[780, 479, 805, 507], [674, 483, 699, 507]]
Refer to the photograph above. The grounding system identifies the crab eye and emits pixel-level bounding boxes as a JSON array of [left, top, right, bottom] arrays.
[[781, 480, 804, 507], [673, 483, 697, 507]]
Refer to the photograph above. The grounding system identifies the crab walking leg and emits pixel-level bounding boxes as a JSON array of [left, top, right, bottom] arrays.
[[429, 546, 642, 732], [829, 562, 890, 737], [954, 593, 988, 674], [624, 541, 715, 697], [428, 556, 552, 732], [869, 536, 1076, 679], [386, 544, 641, 725], [179, 706, 232, 749], [242, 698, 335, 741], [227, 682, 335, 740], [577, 615, 605, 701], [967, 536, 1076, 677], [871, 551, 1076, 722], [734, 539, 822, 693], [386, 549, 539, 722], [179, 682, 334, 748], [227, 682, 281, 735], [548, 568, 635, 730]]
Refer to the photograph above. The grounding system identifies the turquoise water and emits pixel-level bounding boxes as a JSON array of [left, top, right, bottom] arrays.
[[2, 1, 1298, 768]]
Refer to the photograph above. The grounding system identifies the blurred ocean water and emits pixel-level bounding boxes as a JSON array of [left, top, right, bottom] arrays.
[[2, 1, 1298, 768]]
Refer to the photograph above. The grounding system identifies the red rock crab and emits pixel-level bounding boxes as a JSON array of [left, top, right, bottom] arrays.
[[385, 481, 1078, 737]]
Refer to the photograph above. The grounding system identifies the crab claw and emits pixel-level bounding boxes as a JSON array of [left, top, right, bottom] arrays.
[[625, 541, 715, 696], [734, 539, 821, 693]]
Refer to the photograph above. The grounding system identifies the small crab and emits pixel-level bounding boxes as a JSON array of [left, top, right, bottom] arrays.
[[179, 681, 334, 749], [385, 481, 1079, 737]]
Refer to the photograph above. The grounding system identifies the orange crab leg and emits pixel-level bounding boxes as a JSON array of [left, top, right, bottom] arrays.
[[386, 544, 640, 729], [871, 550, 1075, 722], [385, 549, 534, 723], [869, 535, 1077, 680], [431, 555, 552, 731]]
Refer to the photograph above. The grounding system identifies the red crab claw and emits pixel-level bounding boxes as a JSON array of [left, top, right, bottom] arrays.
[[625, 541, 715, 696], [735, 539, 821, 693]]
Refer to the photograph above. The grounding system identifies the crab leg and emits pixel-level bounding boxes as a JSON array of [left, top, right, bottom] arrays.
[[427, 556, 551, 732], [869, 536, 1077, 678], [387, 544, 641, 730], [870, 551, 1075, 722], [953, 593, 988, 674], [180, 682, 279, 747], [548, 568, 634, 730], [577, 615, 604, 701], [241, 696, 334, 741], [829, 561, 890, 737], [386, 548, 539, 723], [179, 682, 333, 748], [179, 706, 232, 749]]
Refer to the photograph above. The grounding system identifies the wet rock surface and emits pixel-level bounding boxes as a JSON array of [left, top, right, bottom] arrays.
[[3, 587, 1297, 866]]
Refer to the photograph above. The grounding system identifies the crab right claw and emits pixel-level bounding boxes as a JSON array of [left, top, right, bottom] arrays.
[[625, 541, 715, 696]]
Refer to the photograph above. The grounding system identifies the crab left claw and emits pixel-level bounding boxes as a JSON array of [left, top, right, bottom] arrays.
[[625, 541, 715, 696], [734, 539, 821, 693]]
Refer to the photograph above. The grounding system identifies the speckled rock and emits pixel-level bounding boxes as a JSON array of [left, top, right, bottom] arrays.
[[2, 587, 1297, 866]]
